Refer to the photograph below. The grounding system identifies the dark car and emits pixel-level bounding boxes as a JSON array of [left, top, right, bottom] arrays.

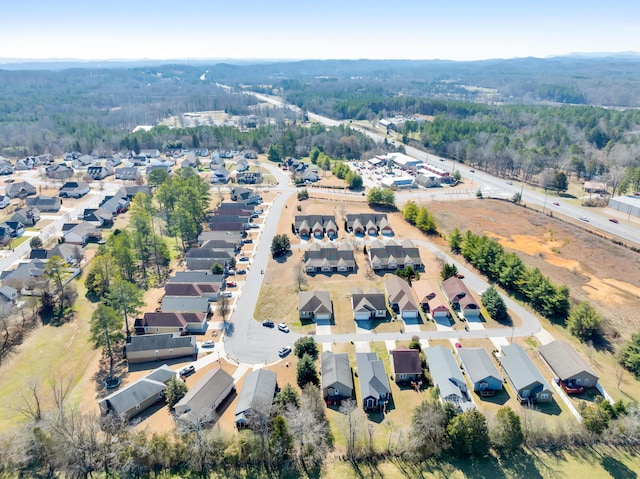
[[262, 320, 274, 328], [609, 218, 619, 224], [239, 256, 250, 262], [243, 239, 253, 244], [179, 365, 196, 378], [236, 269, 246, 275]]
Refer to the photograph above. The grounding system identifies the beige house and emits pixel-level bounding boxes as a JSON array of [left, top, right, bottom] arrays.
[[125, 333, 197, 364]]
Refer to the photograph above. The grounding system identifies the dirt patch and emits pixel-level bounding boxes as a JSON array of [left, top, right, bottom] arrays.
[[426, 199, 640, 343]]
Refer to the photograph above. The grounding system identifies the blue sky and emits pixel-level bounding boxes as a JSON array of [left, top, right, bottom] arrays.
[[1, 0, 638, 61]]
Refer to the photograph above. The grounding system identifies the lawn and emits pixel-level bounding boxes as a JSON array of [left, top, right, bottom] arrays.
[[0, 274, 100, 432]]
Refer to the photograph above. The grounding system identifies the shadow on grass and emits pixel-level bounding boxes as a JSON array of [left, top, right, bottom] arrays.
[[601, 455, 638, 479], [450, 455, 508, 479], [224, 320, 235, 338], [367, 396, 396, 424], [477, 388, 510, 405], [499, 450, 546, 479], [526, 399, 563, 416]]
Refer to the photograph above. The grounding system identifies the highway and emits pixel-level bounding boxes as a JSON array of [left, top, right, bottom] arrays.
[[246, 90, 640, 248]]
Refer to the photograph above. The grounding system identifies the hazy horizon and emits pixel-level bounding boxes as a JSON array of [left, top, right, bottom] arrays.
[[1, 0, 638, 62]]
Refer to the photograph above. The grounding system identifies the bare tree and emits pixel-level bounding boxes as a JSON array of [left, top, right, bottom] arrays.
[[339, 399, 364, 460], [294, 263, 308, 291], [218, 293, 230, 324], [17, 379, 42, 422], [50, 376, 73, 412]]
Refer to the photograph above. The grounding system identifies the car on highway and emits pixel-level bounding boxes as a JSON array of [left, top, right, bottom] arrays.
[[506, 181, 513, 185], [609, 218, 619, 223], [552, 202, 560, 206], [278, 346, 292, 357], [579, 216, 589, 222], [202, 340, 215, 348], [226, 281, 237, 287], [179, 365, 196, 378], [277, 322, 290, 333], [456, 273, 465, 279], [469, 169, 475, 173], [262, 320, 274, 328]]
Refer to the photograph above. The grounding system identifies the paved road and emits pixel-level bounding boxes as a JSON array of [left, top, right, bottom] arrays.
[[246, 90, 640, 247]]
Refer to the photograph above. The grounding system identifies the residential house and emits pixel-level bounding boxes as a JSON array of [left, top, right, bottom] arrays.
[[415, 173, 441, 188], [6, 181, 36, 199], [0, 221, 25, 243], [87, 165, 115, 180], [169, 271, 224, 286], [164, 283, 220, 301], [321, 352, 354, 404], [235, 158, 249, 173], [30, 243, 82, 265], [441, 277, 480, 318], [425, 346, 473, 411], [10, 208, 40, 227], [302, 169, 320, 183], [15, 157, 38, 170], [216, 202, 255, 216], [197, 231, 244, 247], [412, 280, 450, 319], [139, 149, 161, 159], [124, 333, 197, 364], [45, 164, 74, 180], [0, 159, 14, 175], [367, 239, 422, 270], [120, 185, 151, 198], [210, 156, 225, 170], [0, 285, 18, 302], [0, 259, 48, 292], [230, 186, 262, 205], [175, 368, 235, 423], [185, 248, 234, 271], [345, 213, 393, 236], [457, 348, 503, 396], [240, 149, 257, 160], [538, 340, 599, 389], [294, 214, 338, 239], [134, 312, 207, 335], [235, 369, 278, 428], [351, 287, 387, 320], [115, 167, 142, 182], [25, 195, 61, 212], [80, 208, 113, 227], [356, 352, 391, 411], [99, 195, 130, 216], [61, 222, 100, 245], [298, 291, 333, 322], [384, 275, 420, 320], [0, 195, 10, 209], [72, 154, 95, 169], [208, 221, 247, 236], [98, 364, 176, 420], [161, 296, 211, 319], [304, 242, 356, 273], [59, 181, 90, 198], [145, 165, 171, 178], [391, 347, 423, 383], [498, 344, 553, 403], [211, 166, 231, 184], [236, 171, 263, 184]]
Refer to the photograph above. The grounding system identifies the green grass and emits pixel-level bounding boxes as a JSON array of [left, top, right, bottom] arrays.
[[0, 274, 100, 432], [9, 236, 30, 248]]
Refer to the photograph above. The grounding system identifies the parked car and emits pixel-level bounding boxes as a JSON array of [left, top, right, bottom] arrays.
[[248, 223, 260, 229], [243, 239, 253, 244], [222, 292, 232, 298], [239, 256, 250, 262], [469, 169, 475, 173], [4, 178, 15, 183], [609, 218, 619, 223], [236, 269, 246, 274], [277, 322, 290, 333], [226, 281, 237, 287], [456, 273, 465, 279], [180, 365, 196, 378], [202, 340, 215, 348], [227, 269, 236, 275], [262, 320, 274, 328], [278, 346, 292, 357]]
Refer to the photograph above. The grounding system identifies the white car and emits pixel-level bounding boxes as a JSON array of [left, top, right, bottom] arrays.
[[277, 322, 290, 333], [202, 340, 215, 348], [579, 216, 589, 222], [278, 346, 292, 357]]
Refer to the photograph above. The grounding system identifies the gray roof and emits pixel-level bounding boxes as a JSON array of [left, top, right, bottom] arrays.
[[424, 346, 469, 405], [351, 288, 386, 314], [161, 296, 210, 313], [304, 242, 356, 270], [384, 275, 419, 312], [170, 272, 224, 284], [356, 352, 391, 400], [368, 239, 422, 268], [298, 291, 332, 315], [175, 368, 234, 418], [457, 348, 502, 385], [538, 340, 599, 382], [125, 333, 196, 353], [321, 352, 353, 392], [234, 369, 277, 422], [498, 344, 550, 393], [98, 364, 175, 415]]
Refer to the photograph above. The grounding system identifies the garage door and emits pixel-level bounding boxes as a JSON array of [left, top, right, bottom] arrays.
[[355, 312, 370, 321], [402, 311, 419, 319]]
